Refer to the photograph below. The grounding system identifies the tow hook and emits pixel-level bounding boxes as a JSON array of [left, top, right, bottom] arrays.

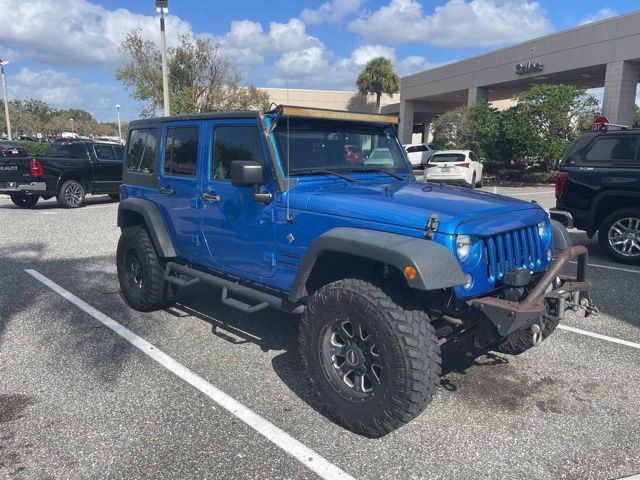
[[531, 323, 543, 347], [580, 297, 599, 318]]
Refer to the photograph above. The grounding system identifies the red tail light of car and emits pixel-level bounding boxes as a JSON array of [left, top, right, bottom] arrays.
[[457, 162, 470, 168], [30, 159, 44, 177], [555, 171, 569, 199]]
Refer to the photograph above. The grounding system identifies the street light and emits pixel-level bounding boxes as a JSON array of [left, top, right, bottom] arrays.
[[0, 59, 12, 141], [115, 104, 122, 140], [70, 118, 74, 134], [155, 0, 170, 116]]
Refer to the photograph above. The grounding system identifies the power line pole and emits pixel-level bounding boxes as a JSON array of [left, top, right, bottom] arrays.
[[0, 60, 12, 140]]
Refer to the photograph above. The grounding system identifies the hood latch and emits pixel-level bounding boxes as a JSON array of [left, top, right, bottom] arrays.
[[425, 213, 439, 239]]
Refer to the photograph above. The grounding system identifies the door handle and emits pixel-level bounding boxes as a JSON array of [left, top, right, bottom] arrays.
[[159, 186, 175, 195], [201, 193, 220, 202]]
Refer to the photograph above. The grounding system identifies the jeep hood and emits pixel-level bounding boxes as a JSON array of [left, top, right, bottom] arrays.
[[288, 179, 547, 234]]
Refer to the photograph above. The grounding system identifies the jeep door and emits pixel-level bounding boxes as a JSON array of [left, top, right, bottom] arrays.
[[200, 120, 277, 278], [155, 121, 203, 259]]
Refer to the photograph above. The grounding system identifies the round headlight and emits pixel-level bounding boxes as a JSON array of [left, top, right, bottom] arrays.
[[537, 222, 547, 237], [456, 234, 472, 261]]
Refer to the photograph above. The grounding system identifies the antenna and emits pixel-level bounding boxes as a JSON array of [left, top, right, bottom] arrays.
[[286, 82, 292, 223]]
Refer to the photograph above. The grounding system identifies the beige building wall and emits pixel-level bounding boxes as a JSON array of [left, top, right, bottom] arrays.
[[260, 87, 400, 113]]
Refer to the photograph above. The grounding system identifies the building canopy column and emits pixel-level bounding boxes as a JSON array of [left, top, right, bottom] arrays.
[[399, 100, 415, 144], [467, 87, 489, 106], [602, 61, 639, 127]]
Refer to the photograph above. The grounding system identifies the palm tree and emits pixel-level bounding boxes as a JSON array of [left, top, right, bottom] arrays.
[[356, 57, 400, 113]]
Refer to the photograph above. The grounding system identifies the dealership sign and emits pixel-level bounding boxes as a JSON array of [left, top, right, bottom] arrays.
[[515, 62, 544, 75]]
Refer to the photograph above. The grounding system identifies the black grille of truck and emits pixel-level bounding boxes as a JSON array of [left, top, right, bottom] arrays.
[[482, 226, 543, 282]]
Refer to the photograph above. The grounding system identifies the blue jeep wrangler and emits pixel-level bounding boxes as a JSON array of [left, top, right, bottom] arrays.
[[116, 106, 594, 437]]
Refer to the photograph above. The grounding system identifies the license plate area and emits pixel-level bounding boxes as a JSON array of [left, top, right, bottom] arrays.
[[441, 167, 450, 173]]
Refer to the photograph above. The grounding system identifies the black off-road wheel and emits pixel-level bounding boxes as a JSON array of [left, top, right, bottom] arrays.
[[57, 180, 85, 208], [117, 225, 176, 312], [496, 315, 560, 355], [299, 279, 441, 437], [10, 193, 39, 208], [598, 208, 640, 265]]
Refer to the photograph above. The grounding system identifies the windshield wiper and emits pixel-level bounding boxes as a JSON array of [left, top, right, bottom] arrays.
[[291, 169, 359, 182], [345, 167, 405, 180]]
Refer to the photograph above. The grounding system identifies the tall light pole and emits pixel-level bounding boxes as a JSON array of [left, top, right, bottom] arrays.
[[0, 60, 12, 141], [115, 104, 122, 140], [70, 118, 74, 134], [156, 0, 170, 116]]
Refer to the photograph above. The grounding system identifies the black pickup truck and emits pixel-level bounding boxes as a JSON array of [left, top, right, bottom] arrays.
[[551, 127, 640, 264], [0, 140, 124, 208]]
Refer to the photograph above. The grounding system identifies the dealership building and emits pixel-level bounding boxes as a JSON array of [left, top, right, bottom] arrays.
[[383, 11, 640, 144]]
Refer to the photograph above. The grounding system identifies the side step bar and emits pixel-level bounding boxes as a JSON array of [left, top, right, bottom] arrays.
[[164, 261, 305, 315]]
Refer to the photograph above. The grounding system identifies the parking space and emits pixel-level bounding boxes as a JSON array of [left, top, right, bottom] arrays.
[[1, 190, 639, 480]]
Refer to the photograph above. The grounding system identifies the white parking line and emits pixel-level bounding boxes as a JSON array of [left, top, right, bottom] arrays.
[[568, 260, 640, 274], [558, 325, 640, 350], [25, 269, 355, 480], [503, 190, 555, 196]]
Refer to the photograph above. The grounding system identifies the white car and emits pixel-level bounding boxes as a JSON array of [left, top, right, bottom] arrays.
[[424, 150, 484, 187], [403, 143, 435, 168]]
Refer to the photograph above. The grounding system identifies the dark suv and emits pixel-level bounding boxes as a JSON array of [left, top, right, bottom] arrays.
[[551, 126, 640, 264]]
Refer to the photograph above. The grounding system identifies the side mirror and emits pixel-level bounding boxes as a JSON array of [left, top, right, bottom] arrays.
[[229, 160, 272, 204]]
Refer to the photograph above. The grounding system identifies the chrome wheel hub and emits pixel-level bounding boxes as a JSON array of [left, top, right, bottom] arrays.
[[608, 217, 640, 257]]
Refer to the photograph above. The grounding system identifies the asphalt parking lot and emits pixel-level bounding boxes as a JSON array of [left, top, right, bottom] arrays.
[[1, 187, 639, 480]]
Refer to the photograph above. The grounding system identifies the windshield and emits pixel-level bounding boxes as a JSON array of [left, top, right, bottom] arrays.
[[430, 153, 466, 163], [274, 118, 410, 176]]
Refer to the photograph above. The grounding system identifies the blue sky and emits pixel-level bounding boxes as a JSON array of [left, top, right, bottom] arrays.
[[0, 0, 637, 122]]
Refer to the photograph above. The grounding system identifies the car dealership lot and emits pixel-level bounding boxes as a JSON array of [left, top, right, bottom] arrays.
[[1, 190, 639, 480]]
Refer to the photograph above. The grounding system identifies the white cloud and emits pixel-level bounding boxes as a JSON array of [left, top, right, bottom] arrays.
[[300, 0, 364, 25], [275, 47, 329, 76], [8, 67, 116, 108], [348, 45, 396, 66], [348, 0, 554, 47], [0, 0, 195, 66], [579, 8, 617, 26], [215, 18, 323, 65]]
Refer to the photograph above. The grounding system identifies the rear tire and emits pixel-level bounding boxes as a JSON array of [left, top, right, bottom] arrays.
[[10, 193, 39, 208], [598, 208, 640, 265], [117, 225, 176, 311], [476, 172, 483, 188], [299, 279, 441, 437], [57, 180, 85, 208], [469, 172, 477, 188]]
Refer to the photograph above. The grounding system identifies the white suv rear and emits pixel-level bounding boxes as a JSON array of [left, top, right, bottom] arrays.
[[403, 143, 435, 169], [425, 150, 483, 187]]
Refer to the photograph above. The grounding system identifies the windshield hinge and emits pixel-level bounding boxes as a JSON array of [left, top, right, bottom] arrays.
[[425, 214, 439, 239]]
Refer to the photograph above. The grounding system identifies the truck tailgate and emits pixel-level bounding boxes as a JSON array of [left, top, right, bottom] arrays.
[[0, 157, 33, 184]]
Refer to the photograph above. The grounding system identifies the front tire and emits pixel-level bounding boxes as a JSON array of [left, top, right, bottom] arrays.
[[57, 180, 85, 208], [598, 208, 640, 265], [299, 279, 441, 437], [10, 193, 39, 208], [496, 315, 560, 355], [117, 225, 176, 311]]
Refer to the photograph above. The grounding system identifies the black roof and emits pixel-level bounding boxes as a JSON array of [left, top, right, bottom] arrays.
[[128, 111, 260, 127]]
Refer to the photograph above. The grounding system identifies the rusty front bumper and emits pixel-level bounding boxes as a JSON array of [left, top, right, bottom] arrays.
[[469, 246, 593, 337]]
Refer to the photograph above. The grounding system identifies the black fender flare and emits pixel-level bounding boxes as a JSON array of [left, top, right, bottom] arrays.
[[117, 198, 176, 258], [288, 227, 466, 302], [551, 219, 573, 254], [587, 190, 640, 236]]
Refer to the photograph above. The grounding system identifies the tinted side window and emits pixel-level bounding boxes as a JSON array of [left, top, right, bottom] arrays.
[[164, 126, 199, 176], [470, 152, 478, 162], [114, 146, 124, 160], [69, 143, 87, 159], [585, 137, 638, 162], [406, 146, 417, 153], [127, 128, 157, 174], [212, 126, 264, 180], [416, 145, 427, 152], [94, 145, 116, 160]]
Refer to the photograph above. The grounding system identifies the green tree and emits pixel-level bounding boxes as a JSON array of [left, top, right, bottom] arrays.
[[356, 57, 400, 114], [634, 105, 640, 128], [116, 30, 269, 116]]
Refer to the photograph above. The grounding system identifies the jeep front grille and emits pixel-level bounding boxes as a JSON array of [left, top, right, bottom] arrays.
[[482, 226, 542, 282]]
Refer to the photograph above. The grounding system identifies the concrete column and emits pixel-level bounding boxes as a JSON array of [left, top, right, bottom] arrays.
[[602, 61, 639, 126], [422, 117, 432, 144], [399, 99, 415, 144], [467, 87, 489, 106]]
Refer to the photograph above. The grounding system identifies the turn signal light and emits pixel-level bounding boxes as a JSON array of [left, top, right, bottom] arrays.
[[403, 265, 417, 280], [29, 159, 44, 177]]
